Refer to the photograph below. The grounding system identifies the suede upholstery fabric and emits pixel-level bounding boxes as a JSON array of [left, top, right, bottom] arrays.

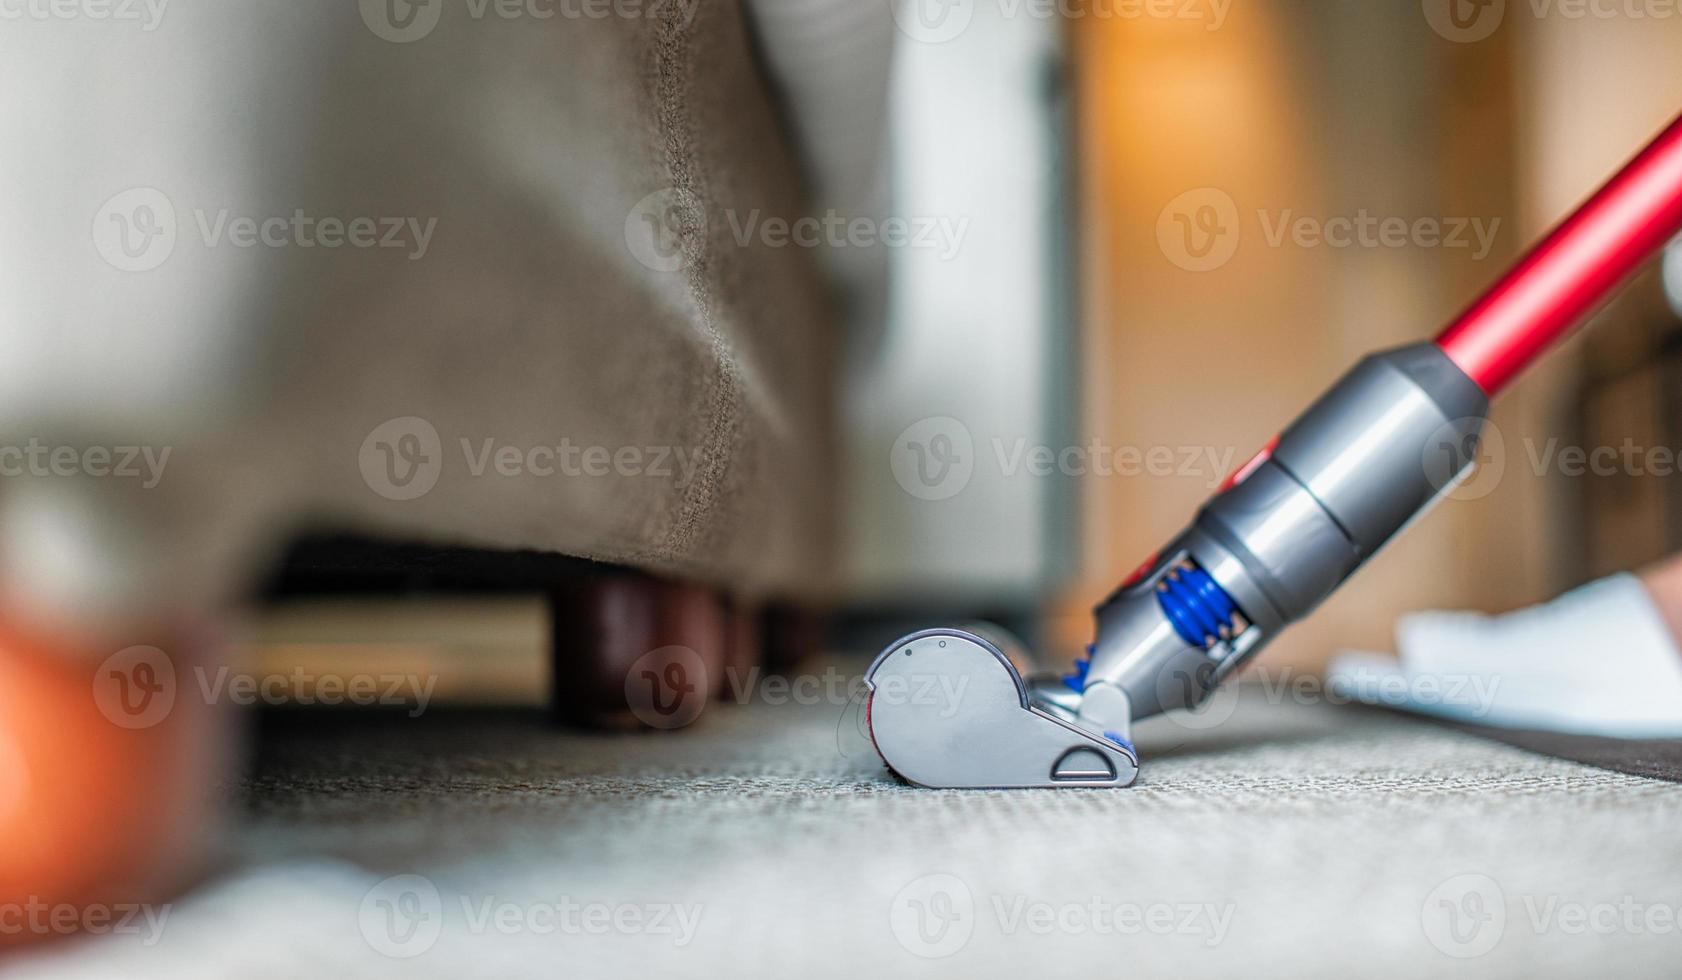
[[0, 0, 838, 631]]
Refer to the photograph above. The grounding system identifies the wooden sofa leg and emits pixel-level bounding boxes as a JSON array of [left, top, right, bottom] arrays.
[[761, 603, 823, 676], [715, 598, 762, 706], [548, 572, 725, 730]]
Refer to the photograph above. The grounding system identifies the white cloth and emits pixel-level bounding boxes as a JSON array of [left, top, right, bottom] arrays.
[[1329, 573, 1682, 738]]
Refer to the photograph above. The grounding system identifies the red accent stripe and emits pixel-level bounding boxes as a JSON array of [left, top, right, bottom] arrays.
[[1219, 435, 1280, 494], [1119, 550, 1163, 588], [1436, 111, 1682, 395]]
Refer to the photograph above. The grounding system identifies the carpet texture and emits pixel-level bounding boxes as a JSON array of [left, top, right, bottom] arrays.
[[1445, 721, 1682, 784], [9, 668, 1682, 978]]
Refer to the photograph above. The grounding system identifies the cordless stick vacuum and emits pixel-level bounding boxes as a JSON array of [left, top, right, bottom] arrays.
[[864, 111, 1682, 788]]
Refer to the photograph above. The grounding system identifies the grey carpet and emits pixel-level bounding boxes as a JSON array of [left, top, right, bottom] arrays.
[[9, 666, 1682, 979], [1442, 720, 1682, 784]]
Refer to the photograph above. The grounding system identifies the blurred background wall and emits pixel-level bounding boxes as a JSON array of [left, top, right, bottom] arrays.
[[843, 3, 1076, 629]]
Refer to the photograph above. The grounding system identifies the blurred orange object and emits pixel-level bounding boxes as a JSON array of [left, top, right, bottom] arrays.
[[0, 623, 229, 948]]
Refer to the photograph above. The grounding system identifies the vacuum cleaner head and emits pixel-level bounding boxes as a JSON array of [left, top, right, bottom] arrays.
[[863, 627, 1139, 788]]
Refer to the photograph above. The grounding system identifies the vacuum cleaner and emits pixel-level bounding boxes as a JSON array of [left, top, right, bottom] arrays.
[[864, 111, 1682, 788]]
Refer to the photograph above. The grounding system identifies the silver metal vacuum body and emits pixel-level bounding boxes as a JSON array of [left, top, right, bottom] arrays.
[[864, 627, 1139, 789], [864, 344, 1488, 788]]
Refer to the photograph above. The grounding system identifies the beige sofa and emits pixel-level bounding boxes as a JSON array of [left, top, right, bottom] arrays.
[[0, 0, 892, 640]]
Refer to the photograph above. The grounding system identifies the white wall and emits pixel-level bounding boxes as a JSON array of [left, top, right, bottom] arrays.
[[843, 5, 1071, 607]]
